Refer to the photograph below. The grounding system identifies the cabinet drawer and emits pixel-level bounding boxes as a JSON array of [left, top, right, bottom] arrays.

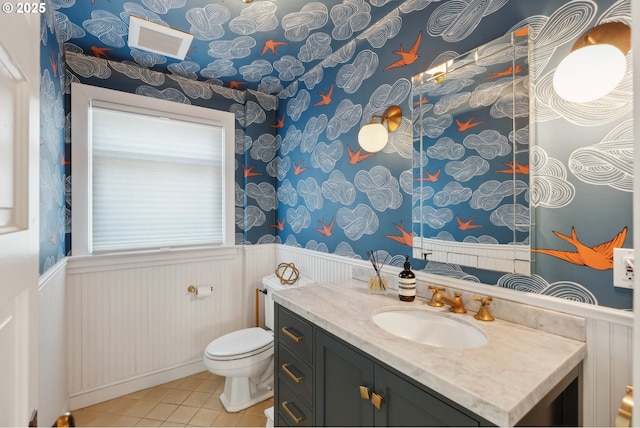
[[278, 381, 313, 427], [277, 306, 313, 364], [278, 345, 313, 406]]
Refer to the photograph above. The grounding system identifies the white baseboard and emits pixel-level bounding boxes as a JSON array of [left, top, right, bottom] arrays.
[[69, 360, 207, 410]]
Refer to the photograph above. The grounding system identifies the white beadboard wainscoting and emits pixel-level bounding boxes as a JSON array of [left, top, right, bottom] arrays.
[[274, 245, 633, 427], [66, 246, 274, 410], [39, 259, 69, 426]]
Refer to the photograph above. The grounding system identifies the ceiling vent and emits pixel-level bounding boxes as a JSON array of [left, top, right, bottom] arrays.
[[128, 16, 193, 60]]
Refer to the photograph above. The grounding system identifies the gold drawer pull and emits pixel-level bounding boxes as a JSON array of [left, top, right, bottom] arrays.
[[371, 392, 383, 410], [281, 363, 303, 383], [282, 326, 304, 342], [281, 400, 304, 424], [359, 385, 371, 400]]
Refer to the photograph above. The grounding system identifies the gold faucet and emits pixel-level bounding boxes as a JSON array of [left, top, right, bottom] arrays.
[[427, 286, 466, 313], [472, 296, 494, 321]]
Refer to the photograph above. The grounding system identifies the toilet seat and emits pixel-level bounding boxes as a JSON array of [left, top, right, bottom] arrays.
[[205, 327, 273, 361]]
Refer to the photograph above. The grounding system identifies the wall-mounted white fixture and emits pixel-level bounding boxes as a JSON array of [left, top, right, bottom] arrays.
[[613, 248, 634, 289], [553, 22, 630, 103], [357, 105, 402, 153], [128, 16, 194, 60]]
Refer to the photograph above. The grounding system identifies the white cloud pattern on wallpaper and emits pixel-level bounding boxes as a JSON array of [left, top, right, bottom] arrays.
[[427, 137, 465, 160], [110, 60, 166, 85], [301, 115, 328, 153], [491, 204, 529, 232], [355, 166, 403, 212], [463, 130, 510, 160], [569, 120, 633, 192], [497, 274, 597, 305], [278, 179, 298, 206], [239, 59, 272, 82], [142, 0, 186, 15], [357, 9, 401, 49], [241, 205, 267, 231], [414, 205, 453, 230], [280, 125, 302, 156], [54, 12, 86, 42], [287, 206, 312, 233], [270, 156, 290, 181], [426, 0, 508, 43], [281, 3, 329, 43], [470, 180, 526, 211], [246, 182, 278, 211], [336, 49, 378, 94], [121, 3, 167, 26], [287, 89, 311, 121], [336, 204, 379, 240], [201, 59, 236, 79], [66, 53, 111, 78], [250, 133, 278, 162], [229, 2, 279, 35], [444, 156, 489, 182], [433, 182, 472, 208], [297, 178, 324, 211], [168, 61, 200, 79], [213, 37, 257, 61], [327, 99, 362, 140], [312, 141, 343, 173], [135, 86, 191, 104], [168, 75, 213, 99], [322, 171, 357, 205], [298, 33, 333, 63], [274, 55, 306, 82], [330, 0, 372, 41], [82, 10, 128, 47], [529, 146, 575, 209], [186, 4, 228, 41]]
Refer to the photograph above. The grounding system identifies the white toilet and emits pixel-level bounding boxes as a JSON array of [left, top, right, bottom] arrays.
[[203, 273, 314, 412]]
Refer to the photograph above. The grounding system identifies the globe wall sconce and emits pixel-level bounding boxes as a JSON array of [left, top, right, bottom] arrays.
[[357, 105, 402, 152], [553, 22, 630, 103]]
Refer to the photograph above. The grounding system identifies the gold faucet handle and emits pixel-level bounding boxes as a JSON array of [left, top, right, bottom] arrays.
[[472, 296, 494, 321], [427, 286, 446, 307], [428, 285, 445, 294]]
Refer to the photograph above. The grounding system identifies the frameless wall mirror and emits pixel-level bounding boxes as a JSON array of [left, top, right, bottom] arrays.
[[411, 27, 532, 275]]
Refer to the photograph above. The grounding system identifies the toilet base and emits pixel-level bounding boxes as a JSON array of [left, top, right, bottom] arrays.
[[219, 381, 273, 413]]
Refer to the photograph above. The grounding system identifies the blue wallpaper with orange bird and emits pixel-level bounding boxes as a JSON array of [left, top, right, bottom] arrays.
[[39, 0, 633, 310]]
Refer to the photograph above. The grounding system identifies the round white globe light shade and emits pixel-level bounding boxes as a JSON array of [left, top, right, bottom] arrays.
[[553, 44, 626, 103], [358, 123, 388, 152]]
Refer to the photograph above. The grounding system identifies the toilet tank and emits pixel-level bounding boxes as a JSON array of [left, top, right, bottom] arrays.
[[262, 273, 315, 330]]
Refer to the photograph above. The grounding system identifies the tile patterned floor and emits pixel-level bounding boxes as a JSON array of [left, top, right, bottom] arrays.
[[73, 371, 271, 427]]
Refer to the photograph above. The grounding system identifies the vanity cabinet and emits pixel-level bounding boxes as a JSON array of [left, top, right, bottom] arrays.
[[315, 329, 490, 427], [275, 304, 491, 426]]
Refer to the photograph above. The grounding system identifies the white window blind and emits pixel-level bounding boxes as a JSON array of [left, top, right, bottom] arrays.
[[90, 105, 224, 253]]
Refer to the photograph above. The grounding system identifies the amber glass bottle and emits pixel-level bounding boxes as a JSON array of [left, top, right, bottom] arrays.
[[398, 256, 416, 302]]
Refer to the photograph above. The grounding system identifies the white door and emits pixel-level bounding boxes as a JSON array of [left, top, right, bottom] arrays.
[[0, 9, 41, 427]]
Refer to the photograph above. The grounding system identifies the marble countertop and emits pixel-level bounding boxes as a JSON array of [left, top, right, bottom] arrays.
[[272, 279, 587, 427]]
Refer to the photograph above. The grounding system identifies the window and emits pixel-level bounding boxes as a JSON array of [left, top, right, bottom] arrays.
[[71, 83, 235, 255]]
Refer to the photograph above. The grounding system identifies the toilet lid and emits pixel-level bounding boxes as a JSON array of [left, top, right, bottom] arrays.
[[205, 327, 273, 359]]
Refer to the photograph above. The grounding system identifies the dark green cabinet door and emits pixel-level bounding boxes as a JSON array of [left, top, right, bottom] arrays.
[[315, 330, 374, 427], [374, 364, 481, 427]]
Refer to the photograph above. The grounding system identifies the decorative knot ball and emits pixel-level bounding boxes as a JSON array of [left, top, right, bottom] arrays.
[[275, 262, 300, 285]]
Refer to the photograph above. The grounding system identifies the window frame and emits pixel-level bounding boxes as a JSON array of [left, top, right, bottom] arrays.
[[71, 82, 235, 256]]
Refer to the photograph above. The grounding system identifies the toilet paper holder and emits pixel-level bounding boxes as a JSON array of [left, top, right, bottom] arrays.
[[187, 285, 213, 294]]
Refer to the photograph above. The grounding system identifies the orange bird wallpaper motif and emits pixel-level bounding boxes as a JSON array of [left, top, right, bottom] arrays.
[[533, 227, 627, 270]]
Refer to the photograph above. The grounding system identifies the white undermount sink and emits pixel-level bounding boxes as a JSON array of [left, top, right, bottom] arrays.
[[372, 308, 488, 349]]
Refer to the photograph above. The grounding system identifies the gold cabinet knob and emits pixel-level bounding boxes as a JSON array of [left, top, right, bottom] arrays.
[[359, 385, 371, 400], [371, 392, 383, 410]]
